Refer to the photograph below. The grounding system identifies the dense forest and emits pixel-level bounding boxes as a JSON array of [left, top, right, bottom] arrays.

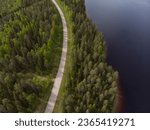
[[58, 0, 118, 112], [0, 0, 44, 18], [0, 0, 62, 112], [0, 0, 118, 113]]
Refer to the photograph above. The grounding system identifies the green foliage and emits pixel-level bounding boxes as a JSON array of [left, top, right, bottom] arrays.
[[59, 0, 118, 112], [0, 0, 62, 112]]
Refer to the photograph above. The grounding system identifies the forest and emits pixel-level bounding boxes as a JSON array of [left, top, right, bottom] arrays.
[[0, 0, 118, 113], [0, 0, 62, 112], [57, 0, 118, 112]]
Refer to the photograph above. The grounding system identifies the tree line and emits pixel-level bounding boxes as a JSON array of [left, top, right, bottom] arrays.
[[60, 0, 118, 112]]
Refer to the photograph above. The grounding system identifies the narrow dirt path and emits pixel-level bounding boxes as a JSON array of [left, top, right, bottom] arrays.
[[45, 0, 68, 113]]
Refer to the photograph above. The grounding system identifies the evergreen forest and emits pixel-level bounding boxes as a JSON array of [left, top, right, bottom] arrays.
[[0, 0, 118, 113], [57, 0, 118, 112], [0, 0, 62, 112]]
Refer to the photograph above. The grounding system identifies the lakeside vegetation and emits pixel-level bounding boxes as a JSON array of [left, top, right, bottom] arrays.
[[0, 0, 62, 112], [55, 0, 118, 112]]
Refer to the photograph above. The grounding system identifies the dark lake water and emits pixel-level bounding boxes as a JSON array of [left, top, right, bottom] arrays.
[[85, 0, 150, 112]]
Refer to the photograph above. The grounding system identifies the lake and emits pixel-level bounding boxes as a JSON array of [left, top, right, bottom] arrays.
[[85, 0, 150, 112]]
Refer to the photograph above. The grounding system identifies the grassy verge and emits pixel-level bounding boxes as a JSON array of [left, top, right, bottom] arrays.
[[53, 0, 74, 112]]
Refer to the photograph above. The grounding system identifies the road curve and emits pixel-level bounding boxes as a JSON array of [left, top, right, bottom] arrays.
[[45, 0, 68, 113]]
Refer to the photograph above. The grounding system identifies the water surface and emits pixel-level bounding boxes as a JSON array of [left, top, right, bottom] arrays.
[[85, 0, 150, 112]]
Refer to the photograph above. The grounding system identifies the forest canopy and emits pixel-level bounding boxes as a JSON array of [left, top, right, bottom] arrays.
[[0, 0, 118, 113], [58, 0, 118, 112], [0, 0, 62, 112]]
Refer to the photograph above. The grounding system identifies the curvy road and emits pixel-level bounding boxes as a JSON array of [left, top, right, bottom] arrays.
[[45, 0, 68, 113]]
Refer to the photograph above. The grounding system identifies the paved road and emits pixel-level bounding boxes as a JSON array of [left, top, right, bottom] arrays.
[[45, 0, 68, 113]]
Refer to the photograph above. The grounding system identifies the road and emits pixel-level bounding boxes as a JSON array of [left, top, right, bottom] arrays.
[[45, 0, 68, 113]]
